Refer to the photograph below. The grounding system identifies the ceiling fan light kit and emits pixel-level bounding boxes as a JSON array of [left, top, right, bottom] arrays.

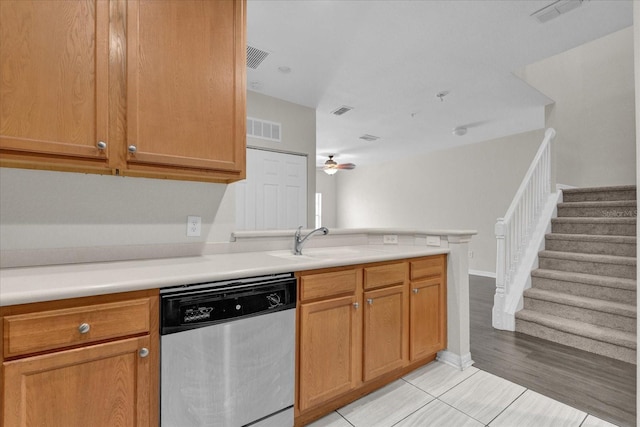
[[323, 155, 355, 175]]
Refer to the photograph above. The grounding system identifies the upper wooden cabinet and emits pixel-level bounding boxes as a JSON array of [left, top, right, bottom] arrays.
[[0, 0, 246, 183], [0, 1, 111, 172]]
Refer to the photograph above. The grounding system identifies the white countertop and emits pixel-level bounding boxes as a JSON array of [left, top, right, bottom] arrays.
[[0, 245, 448, 306]]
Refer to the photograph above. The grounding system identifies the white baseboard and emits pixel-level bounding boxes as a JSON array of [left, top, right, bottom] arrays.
[[436, 350, 475, 371], [469, 269, 496, 279]]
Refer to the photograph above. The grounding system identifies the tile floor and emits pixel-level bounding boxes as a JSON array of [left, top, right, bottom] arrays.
[[308, 361, 620, 427]]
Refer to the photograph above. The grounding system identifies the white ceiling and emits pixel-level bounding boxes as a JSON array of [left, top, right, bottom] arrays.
[[246, 0, 633, 168]]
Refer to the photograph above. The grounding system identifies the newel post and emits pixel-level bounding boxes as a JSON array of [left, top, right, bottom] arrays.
[[493, 218, 506, 329]]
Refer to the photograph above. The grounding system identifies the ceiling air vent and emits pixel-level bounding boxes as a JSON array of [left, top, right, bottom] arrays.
[[247, 117, 281, 142], [247, 45, 270, 69], [531, 0, 586, 23], [359, 134, 380, 142], [330, 106, 354, 116]]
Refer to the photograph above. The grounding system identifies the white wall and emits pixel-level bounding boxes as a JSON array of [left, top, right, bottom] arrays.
[[0, 91, 315, 256], [516, 26, 636, 187], [315, 170, 337, 228], [335, 129, 544, 274]]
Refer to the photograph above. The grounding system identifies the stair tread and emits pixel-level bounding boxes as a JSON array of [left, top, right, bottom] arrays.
[[532, 269, 637, 290], [552, 217, 636, 224], [558, 200, 637, 208], [538, 250, 636, 265], [516, 309, 636, 349], [545, 233, 636, 243], [523, 288, 636, 318], [562, 185, 637, 194]]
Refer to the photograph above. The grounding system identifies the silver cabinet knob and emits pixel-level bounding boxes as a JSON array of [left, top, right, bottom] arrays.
[[96, 141, 107, 150], [367, 298, 373, 305], [78, 323, 90, 334], [353, 302, 359, 309], [139, 348, 149, 358], [413, 288, 419, 294], [128, 145, 137, 153]]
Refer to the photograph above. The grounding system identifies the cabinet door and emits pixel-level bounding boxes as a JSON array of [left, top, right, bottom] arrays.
[[362, 285, 408, 382], [298, 295, 361, 412], [0, 0, 111, 171], [3, 336, 151, 427], [125, 0, 246, 181], [410, 277, 446, 361]]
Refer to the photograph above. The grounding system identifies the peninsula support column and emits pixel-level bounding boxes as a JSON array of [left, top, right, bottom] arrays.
[[437, 233, 475, 370]]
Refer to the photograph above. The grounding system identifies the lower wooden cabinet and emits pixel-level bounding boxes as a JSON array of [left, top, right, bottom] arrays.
[[295, 255, 446, 426], [0, 290, 159, 427], [362, 284, 408, 382], [298, 294, 361, 412]]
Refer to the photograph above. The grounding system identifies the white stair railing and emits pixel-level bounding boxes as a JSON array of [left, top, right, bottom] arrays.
[[493, 128, 557, 330]]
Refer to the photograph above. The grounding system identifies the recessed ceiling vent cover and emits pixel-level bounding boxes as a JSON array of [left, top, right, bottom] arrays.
[[247, 45, 270, 69], [330, 106, 354, 116], [531, 0, 587, 23], [359, 134, 380, 142]]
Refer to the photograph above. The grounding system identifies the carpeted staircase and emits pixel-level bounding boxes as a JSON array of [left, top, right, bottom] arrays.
[[515, 185, 637, 364]]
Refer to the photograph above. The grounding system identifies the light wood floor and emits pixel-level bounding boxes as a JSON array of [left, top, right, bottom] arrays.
[[469, 275, 636, 426]]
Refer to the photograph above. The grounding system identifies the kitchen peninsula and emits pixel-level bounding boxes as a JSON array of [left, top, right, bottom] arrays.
[[0, 228, 476, 426]]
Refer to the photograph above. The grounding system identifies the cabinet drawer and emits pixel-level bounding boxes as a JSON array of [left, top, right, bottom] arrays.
[[300, 269, 358, 301], [410, 255, 445, 280], [364, 262, 406, 290], [3, 298, 150, 358]]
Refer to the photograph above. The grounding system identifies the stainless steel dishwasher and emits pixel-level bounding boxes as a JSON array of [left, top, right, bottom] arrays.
[[160, 273, 296, 427]]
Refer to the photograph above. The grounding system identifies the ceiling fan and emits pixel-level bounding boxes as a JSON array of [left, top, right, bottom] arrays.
[[323, 155, 356, 175]]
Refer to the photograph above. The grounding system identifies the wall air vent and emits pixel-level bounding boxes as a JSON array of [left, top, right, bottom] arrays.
[[531, 0, 587, 23], [247, 117, 281, 142], [359, 134, 380, 142], [330, 106, 354, 116], [247, 45, 270, 69]]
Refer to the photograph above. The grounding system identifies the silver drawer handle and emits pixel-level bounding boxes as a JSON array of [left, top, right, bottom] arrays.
[[413, 288, 419, 294], [367, 298, 373, 305], [139, 348, 150, 358], [78, 323, 90, 334], [96, 141, 107, 150], [128, 145, 137, 154], [353, 302, 359, 309]]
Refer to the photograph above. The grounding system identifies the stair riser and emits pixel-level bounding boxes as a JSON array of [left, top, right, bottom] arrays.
[[538, 257, 636, 279], [523, 297, 636, 333], [544, 238, 636, 257], [563, 190, 637, 203], [515, 319, 636, 364], [532, 276, 636, 305], [551, 222, 636, 236], [557, 206, 637, 218]]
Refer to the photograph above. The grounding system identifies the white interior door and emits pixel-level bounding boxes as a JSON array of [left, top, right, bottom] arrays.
[[236, 149, 307, 230]]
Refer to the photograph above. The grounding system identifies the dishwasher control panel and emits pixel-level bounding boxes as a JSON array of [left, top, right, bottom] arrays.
[[160, 273, 296, 335]]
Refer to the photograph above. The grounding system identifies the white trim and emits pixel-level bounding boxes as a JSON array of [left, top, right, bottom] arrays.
[[469, 270, 496, 278], [437, 350, 475, 371]]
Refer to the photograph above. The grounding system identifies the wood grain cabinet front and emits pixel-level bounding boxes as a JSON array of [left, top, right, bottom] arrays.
[[0, 0, 246, 183], [295, 256, 446, 426], [0, 290, 159, 427]]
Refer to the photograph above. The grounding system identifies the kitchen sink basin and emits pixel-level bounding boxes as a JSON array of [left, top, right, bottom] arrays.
[[268, 246, 386, 261]]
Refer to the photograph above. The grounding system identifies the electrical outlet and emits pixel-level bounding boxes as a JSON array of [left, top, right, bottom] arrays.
[[187, 216, 201, 237], [426, 235, 441, 246], [468, 250, 474, 258], [383, 234, 398, 244]]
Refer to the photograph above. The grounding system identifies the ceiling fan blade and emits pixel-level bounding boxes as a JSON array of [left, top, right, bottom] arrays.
[[337, 163, 356, 170]]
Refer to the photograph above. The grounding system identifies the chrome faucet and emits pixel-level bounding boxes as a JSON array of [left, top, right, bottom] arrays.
[[294, 226, 329, 255]]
